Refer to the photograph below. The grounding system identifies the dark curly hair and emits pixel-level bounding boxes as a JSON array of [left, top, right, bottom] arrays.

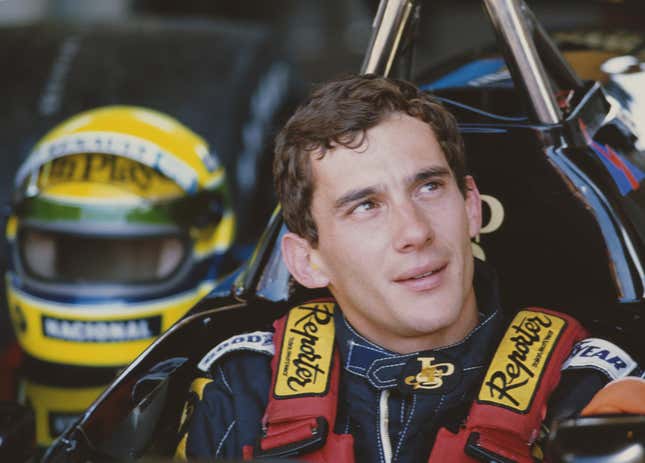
[[273, 74, 466, 245]]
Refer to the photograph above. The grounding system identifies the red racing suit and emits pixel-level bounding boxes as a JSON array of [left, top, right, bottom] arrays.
[[178, 263, 641, 462]]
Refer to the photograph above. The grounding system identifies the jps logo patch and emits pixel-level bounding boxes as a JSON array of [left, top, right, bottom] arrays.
[[478, 310, 565, 412], [405, 357, 454, 390], [274, 302, 335, 398], [399, 352, 461, 395]]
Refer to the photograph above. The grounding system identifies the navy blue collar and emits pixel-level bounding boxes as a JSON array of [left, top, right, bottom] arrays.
[[334, 260, 504, 390]]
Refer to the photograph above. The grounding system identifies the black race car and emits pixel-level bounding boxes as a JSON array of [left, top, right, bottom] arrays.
[[27, 0, 645, 461]]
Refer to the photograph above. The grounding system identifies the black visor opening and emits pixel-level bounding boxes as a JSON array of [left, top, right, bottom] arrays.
[[17, 228, 188, 285]]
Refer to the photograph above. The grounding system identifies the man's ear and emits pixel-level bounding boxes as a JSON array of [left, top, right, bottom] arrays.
[[281, 232, 330, 288], [464, 176, 482, 239]]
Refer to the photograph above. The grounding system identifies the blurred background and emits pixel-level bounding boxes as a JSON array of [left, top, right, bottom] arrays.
[[2, 0, 644, 80], [1, 0, 644, 223]]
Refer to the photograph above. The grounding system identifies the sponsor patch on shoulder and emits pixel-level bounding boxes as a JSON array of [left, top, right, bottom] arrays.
[[197, 331, 274, 372], [478, 310, 566, 412], [274, 301, 335, 398], [562, 338, 637, 380]]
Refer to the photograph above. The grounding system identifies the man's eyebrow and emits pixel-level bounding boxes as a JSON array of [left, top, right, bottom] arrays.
[[333, 186, 379, 211], [332, 167, 451, 211], [407, 166, 451, 186]]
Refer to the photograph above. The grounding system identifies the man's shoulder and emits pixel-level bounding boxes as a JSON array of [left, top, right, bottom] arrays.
[[184, 330, 275, 419], [190, 330, 275, 403], [197, 330, 275, 374], [179, 331, 275, 460], [498, 308, 640, 378], [562, 337, 639, 380]]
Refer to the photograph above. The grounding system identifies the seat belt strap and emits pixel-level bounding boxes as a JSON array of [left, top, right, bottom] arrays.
[[246, 304, 588, 463], [244, 299, 354, 462], [429, 307, 590, 463]]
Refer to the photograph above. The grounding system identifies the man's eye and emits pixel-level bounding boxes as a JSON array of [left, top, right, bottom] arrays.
[[351, 200, 377, 214], [420, 181, 440, 193]]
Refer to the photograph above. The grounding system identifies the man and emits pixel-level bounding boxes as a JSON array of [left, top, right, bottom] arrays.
[[177, 75, 644, 462]]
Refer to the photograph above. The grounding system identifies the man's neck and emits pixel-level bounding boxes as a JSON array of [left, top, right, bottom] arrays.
[[339, 294, 480, 354]]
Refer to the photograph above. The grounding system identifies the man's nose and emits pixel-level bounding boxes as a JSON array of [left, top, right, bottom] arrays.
[[391, 201, 433, 252]]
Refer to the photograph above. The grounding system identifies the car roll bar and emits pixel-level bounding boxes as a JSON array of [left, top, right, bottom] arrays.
[[482, 0, 562, 124], [361, 0, 417, 76], [364, 0, 583, 124]]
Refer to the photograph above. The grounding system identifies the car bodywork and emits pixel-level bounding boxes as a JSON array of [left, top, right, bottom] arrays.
[[42, 0, 645, 461]]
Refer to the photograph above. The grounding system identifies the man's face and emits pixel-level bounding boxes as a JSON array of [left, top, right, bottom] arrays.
[[284, 112, 482, 353]]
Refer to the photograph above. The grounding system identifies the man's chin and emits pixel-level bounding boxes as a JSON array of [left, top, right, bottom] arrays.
[[399, 310, 461, 337], [397, 287, 454, 314]]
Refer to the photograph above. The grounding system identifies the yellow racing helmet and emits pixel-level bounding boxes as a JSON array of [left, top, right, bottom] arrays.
[[5, 106, 235, 367], [20, 377, 106, 448]]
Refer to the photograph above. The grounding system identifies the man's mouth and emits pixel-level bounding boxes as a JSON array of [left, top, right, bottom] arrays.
[[412, 270, 436, 280], [394, 263, 448, 291]]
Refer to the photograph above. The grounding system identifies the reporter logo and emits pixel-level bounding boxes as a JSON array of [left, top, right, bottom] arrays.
[[478, 310, 565, 412], [274, 302, 335, 398]]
